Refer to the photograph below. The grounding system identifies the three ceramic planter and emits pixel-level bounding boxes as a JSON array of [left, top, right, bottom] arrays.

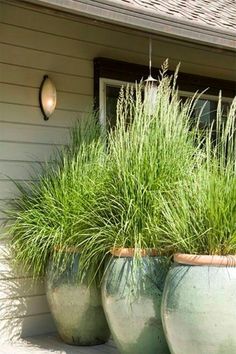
[[46, 249, 236, 353], [162, 253, 236, 354], [102, 248, 170, 354], [46, 251, 110, 346]]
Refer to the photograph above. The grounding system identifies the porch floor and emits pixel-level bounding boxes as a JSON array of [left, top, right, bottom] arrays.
[[0, 335, 119, 354]]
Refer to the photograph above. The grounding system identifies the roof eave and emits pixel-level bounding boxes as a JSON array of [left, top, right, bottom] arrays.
[[22, 0, 236, 51]]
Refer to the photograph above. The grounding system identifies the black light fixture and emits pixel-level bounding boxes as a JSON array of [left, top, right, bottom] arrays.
[[145, 38, 158, 115], [39, 75, 57, 121]]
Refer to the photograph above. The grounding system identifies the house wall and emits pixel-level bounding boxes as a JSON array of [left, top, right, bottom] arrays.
[[0, 0, 235, 342]]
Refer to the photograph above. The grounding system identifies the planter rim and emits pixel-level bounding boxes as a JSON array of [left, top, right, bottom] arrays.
[[174, 253, 236, 267], [111, 248, 158, 257], [53, 245, 80, 253]]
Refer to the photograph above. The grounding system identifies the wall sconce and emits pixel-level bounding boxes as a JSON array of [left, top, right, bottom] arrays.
[[39, 75, 57, 120]]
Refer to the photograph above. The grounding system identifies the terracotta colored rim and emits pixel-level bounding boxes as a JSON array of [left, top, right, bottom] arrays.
[[174, 253, 236, 267], [53, 245, 80, 253], [111, 248, 158, 257]]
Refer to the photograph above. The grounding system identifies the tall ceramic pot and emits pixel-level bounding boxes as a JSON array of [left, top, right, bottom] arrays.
[[46, 248, 110, 346], [102, 248, 170, 354], [162, 253, 236, 354]]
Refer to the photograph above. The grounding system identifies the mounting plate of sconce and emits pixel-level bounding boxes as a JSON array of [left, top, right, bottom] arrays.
[[39, 75, 57, 121]]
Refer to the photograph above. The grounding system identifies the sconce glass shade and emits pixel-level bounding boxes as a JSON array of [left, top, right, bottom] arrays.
[[144, 75, 158, 115], [39, 76, 57, 120]]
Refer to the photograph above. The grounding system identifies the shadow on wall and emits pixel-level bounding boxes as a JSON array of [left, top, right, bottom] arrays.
[[0, 248, 55, 343], [0, 134, 60, 342]]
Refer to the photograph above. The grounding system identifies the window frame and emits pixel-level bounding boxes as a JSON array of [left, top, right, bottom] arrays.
[[99, 79, 234, 129], [99, 78, 134, 128], [179, 90, 233, 103]]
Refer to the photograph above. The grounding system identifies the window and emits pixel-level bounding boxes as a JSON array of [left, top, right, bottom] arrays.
[[95, 59, 235, 130], [99, 79, 233, 131], [180, 91, 232, 129], [99, 78, 132, 130]]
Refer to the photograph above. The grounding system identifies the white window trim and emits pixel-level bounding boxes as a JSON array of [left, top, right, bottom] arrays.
[[99, 78, 132, 128], [179, 90, 233, 103]]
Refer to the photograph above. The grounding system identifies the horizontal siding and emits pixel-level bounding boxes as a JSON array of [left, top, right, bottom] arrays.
[[19, 313, 55, 338], [0, 313, 55, 342], [0, 181, 20, 199], [0, 42, 93, 78], [0, 31, 235, 82], [0, 141, 61, 161], [0, 102, 83, 128], [0, 83, 92, 111], [0, 258, 33, 280], [0, 294, 50, 319], [0, 0, 235, 343], [0, 62, 93, 95], [0, 161, 43, 181], [0, 122, 70, 144], [0, 278, 45, 300]]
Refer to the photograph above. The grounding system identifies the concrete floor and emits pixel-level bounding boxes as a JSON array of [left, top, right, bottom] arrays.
[[0, 335, 119, 354]]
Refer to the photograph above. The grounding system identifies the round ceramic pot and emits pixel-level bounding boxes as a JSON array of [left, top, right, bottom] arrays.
[[162, 253, 236, 354], [102, 249, 170, 354], [46, 251, 110, 346]]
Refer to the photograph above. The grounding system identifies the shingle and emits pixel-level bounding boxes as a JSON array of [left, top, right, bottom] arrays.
[[108, 0, 236, 33]]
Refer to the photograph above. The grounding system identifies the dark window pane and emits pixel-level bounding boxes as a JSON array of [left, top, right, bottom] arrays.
[[181, 96, 230, 129], [105, 90, 231, 132], [106, 86, 121, 130]]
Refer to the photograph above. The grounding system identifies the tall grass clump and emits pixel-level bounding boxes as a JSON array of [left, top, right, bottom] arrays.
[[77, 64, 203, 274], [157, 95, 236, 255], [6, 114, 107, 277]]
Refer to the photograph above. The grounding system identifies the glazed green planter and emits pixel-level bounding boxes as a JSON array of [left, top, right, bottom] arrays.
[[102, 254, 170, 354], [46, 252, 110, 346], [162, 254, 236, 354]]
